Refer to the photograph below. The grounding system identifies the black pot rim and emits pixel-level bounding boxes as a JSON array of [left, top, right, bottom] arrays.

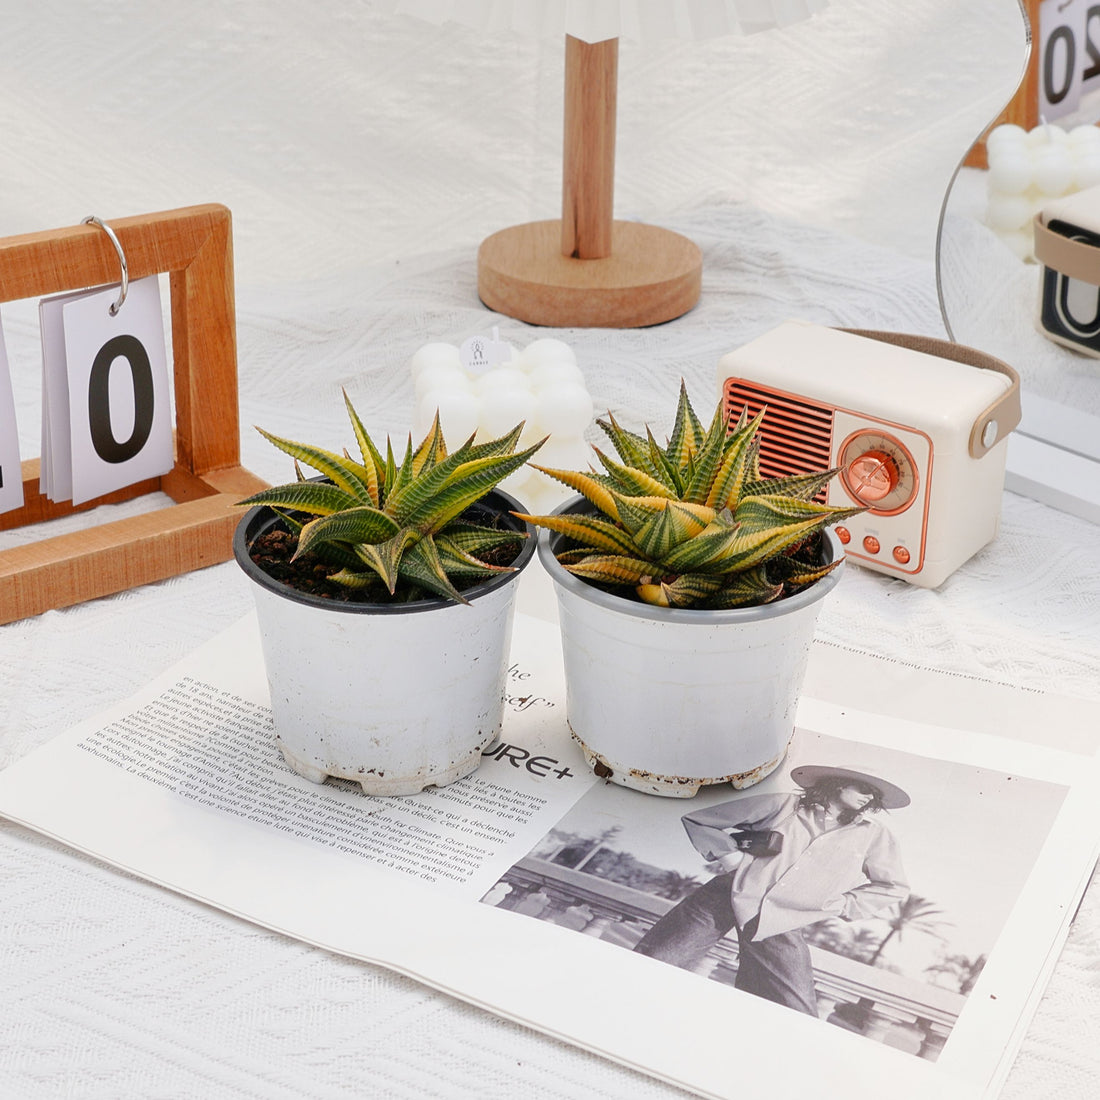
[[536, 494, 844, 624], [234, 486, 537, 615]]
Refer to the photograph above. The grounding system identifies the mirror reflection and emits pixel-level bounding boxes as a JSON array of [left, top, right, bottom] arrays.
[[937, 0, 1100, 520]]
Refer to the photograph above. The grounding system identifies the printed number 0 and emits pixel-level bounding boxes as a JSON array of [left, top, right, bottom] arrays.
[[87, 334, 155, 464], [1045, 25, 1076, 105]]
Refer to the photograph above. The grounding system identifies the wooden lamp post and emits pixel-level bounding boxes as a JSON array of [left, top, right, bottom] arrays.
[[477, 34, 703, 329]]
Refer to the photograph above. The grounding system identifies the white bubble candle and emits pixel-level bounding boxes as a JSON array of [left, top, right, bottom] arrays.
[[984, 122, 1100, 260], [410, 332, 595, 512]]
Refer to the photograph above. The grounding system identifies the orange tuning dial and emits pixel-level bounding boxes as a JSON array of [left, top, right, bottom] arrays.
[[845, 450, 899, 504]]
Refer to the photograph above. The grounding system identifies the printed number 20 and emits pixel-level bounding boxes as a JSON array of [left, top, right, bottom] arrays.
[[87, 334, 155, 464], [1045, 6, 1100, 105]]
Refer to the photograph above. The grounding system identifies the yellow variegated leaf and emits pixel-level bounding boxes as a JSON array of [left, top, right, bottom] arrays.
[[596, 413, 660, 479], [293, 507, 399, 560], [528, 465, 621, 521], [411, 411, 448, 476], [398, 535, 467, 604], [238, 481, 361, 516], [562, 555, 654, 586], [512, 512, 641, 557], [612, 495, 715, 545], [707, 566, 784, 608], [353, 528, 420, 593], [341, 391, 383, 506], [706, 409, 765, 511], [594, 448, 677, 499], [254, 427, 374, 504], [682, 399, 731, 505]]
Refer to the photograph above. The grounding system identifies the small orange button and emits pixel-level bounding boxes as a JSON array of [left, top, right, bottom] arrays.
[[892, 545, 911, 564], [835, 526, 851, 544], [862, 535, 881, 555]]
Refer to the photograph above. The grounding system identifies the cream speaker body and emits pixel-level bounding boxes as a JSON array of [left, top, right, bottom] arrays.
[[716, 322, 1020, 588]]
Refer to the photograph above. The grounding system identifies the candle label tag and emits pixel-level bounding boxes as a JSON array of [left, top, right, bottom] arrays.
[[460, 329, 511, 375], [39, 275, 174, 506], [0, 317, 23, 515]]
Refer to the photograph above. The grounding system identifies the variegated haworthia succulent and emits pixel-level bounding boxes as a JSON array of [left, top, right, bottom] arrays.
[[239, 392, 544, 604], [517, 383, 863, 610]]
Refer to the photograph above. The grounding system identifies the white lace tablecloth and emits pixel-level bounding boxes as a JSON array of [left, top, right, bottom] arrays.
[[2, 2, 1098, 1098]]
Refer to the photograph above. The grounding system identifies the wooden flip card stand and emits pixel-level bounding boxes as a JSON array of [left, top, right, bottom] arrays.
[[0, 204, 267, 625]]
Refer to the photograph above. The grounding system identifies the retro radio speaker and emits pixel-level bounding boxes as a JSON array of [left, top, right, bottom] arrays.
[[716, 322, 1021, 588]]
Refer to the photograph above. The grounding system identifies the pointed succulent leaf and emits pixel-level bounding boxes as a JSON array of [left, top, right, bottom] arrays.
[[433, 535, 517, 578], [682, 399, 733, 505], [642, 573, 725, 609], [706, 409, 765, 511], [326, 568, 385, 590], [411, 411, 449, 476], [660, 523, 747, 574], [397, 535, 468, 604], [352, 527, 421, 593], [772, 556, 843, 589], [561, 555, 655, 586], [593, 448, 677, 499], [706, 566, 785, 608], [596, 413, 661, 479], [398, 442, 543, 532], [734, 494, 864, 532], [293, 507, 400, 560], [742, 467, 839, 503], [664, 380, 707, 472], [645, 426, 683, 494], [612, 495, 715, 547], [528, 465, 621, 521], [342, 391, 386, 503], [237, 481, 362, 516], [511, 511, 642, 557], [435, 522, 524, 560], [254, 427, 374, 504], [388, 433, 417, 501]]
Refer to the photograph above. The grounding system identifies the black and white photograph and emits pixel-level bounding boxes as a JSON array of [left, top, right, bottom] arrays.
[[481, 725, 1069, 1061]]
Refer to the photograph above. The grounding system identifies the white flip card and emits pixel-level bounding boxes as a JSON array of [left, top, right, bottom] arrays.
[[0, 316, 24, 515], [40, 276, 173, 506]]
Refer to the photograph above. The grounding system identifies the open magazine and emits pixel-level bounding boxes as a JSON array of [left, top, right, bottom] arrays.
[[0, 613, 1096, 1100]]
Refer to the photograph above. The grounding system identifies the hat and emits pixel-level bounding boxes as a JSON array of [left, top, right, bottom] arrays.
[[790, 765, 910, 809]]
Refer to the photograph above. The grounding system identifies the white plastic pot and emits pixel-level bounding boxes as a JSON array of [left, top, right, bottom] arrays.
[[234, 490, 535, 796], [538, 496, 844, 798]]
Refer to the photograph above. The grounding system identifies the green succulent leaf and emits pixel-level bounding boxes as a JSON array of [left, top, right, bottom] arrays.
[[528, 465, 621, 521], [594, 448, 677, 499], [612, 495, 715, 551], [353, 527, 421, 593], [397, 535, 468, 604], [638, 573, 725, 609], [705, 566, 785, 608], [293, 507, 400, 560], [682, 399, 732, 505], [342, 391, 386, 504], [706, 409, 765, 511], [597, 413, 660, 479], [664, 380, 707, 472], [511, 511, 641, 557], [254, 428, 375, 504], [237, 481, 361, 516], [742, 467, 839, 503], [562, 555, 655, 586]]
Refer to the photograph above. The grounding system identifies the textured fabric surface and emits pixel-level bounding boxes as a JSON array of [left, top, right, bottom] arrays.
[[2, 1, 1098, 1098]]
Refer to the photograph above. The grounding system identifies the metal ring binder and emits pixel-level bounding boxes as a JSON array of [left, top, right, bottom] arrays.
[[81, 215, 129, 315]]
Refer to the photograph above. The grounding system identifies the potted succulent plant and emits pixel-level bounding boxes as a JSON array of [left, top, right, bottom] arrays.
[[517, 383, 862, 798], [234, 392, 543, 796]]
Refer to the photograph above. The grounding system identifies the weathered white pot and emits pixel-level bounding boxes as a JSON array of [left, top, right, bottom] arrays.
[[234, 490, 535, 796], [538, 497, 844, 798]]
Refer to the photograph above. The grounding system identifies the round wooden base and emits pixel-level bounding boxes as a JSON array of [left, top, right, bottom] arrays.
[[477, 219, 702, 328]]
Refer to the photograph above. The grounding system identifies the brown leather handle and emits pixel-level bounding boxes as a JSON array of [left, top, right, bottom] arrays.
[[1033, 213, 1100, 285], [838, 328, 1021, 460]]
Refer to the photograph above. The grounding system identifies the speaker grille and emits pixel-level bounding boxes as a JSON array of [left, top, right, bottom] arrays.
[[723, 379, 834, 497]]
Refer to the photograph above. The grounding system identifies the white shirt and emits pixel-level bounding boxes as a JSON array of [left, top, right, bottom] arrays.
[[681, 791, 909, 941]]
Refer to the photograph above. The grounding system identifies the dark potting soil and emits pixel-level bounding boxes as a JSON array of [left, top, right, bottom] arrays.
[[249, 524, 524, 604]]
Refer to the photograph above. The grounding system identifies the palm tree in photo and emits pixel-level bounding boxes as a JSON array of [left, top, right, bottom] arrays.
[[867, 894, 951, 967], [926, 952, 988, 994]]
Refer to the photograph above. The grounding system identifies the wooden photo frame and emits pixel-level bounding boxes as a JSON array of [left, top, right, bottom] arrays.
[[0, 203, 267, 625]]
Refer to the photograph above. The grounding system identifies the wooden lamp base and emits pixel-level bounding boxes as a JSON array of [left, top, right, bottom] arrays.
[[478, 218, 702, 328]]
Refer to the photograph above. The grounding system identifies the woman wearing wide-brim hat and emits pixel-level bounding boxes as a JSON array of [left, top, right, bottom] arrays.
[[634, 764, 911, 1016]]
